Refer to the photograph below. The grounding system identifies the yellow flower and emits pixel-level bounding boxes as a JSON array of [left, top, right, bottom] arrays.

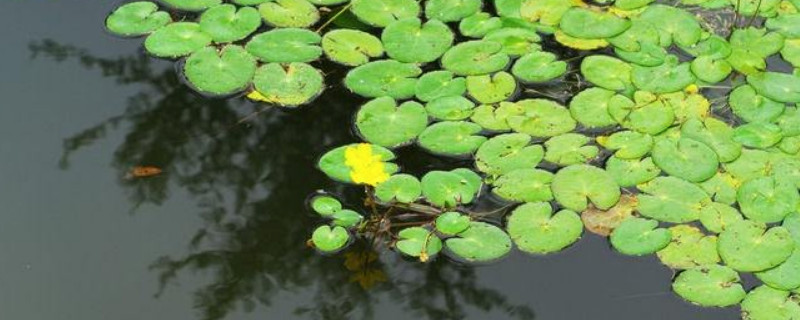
[[684, 84, 700, 95], [344, 143, 390, 186]]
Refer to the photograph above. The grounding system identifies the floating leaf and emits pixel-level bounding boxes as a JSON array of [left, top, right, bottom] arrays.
[[511, 51, 566, 83], [766, 14, 800, 38], [183, 45, 256, 96], [507, 202, 582, 254], [610, 217, 672, 256], [506, 99, 576, 138], [445, 222, 511, 262], [723, 149, 775, 182], [656, 225, 719, 269], [425, 0, 481, 22], [421, 170, 481, 207], [396, 227, 442, 260], [681, 118, 742, 163], [466, 72, 516, 104], [615, 42, 667, 67], [318, 143, 398, 185], [580, 55, 632, 91], [144, 22, 212, 58], [718, 220, 794, 272], [581, 195, 637, 236], [755, 248, 800, 291], [311, 195, 342, 216], [608, 19, 660, 52], [483, 27, 541, 57], [492, 169, 554, 202], [782, 39, 800, 68], [382, 18, 454, 63], [729, 85, 786, 123], [651, 138, 719, 183], [559, 7, 631, 39], [312, 225, 350, 252], [740, 286, 800, 320], [199, 4, 261, 43], [425, 96, 475, 121], [259, 0, 319, 28], [609, 91, 674, 135], [632, 56, 696, 94], [459, 12, 503, 38], [637, 176, 710, 223], [638, 4, 702, 47], [605, 156, 661, 187], [332, 209, 363, 227], [672, 265, 746, 307], [418, 121, 487, 156], [435, 212, 471, 235], [246, 28, 321, 63], [699, 202, 743, 234], [543, 133, 598, 166], [747, 71, 800, 103], [690, 56, 732, 83], [554, 30, 610, 50], [596, 130, 653, 159], [321, 29, 384, 67], [375, 174, 422, 203], [415, 71, 467, 102], [344, 60, 422, 99], [733, 122, 784, 149], [355, 97, 428, 148], [551, 164, 621, 212], [350, 0, 421, 27], [777, 107, 800, 137], [106, 1, 171, 37], [568, 88, 623, 128], [160, 0, 221, 11], [470, 102, 515, 132], [253, 62, 324, 106], [475, 133, 544, 176], [441, 40, 511, 76], [737, 176, 799, 223], [519, 0, 578, 26], [661, 91, 710, 123]]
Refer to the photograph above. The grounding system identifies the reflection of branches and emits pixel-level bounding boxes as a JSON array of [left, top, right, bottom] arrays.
[[33, 39, 535, 320]]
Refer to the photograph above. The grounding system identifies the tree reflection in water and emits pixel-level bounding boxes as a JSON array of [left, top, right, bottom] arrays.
[[30, 40, 535, 320]]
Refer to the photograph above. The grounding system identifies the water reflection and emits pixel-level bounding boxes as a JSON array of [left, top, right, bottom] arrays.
[[31, 40, 535, 320]]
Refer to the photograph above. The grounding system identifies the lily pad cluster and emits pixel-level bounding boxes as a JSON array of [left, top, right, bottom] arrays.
[[106, 0, 800, 317]]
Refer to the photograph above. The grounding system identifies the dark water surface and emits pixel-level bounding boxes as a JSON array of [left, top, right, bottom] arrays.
[[0, 1, 740, 319]]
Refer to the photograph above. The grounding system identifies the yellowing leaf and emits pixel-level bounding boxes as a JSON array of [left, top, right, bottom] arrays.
[[554, 30, 609, 50], [344, 143, 391, 186]]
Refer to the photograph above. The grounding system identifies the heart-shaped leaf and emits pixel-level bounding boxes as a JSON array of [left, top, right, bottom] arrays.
[[656, 225, 719, 269], [492, 168, 553, 202], [355, 97, 428, 148], [672, 265, 746, 307], [145, 22, 212, 58], [321, 29, 384, 67], [418, 121, 487, 156], [259, 0, 319, 28], [551, 164, 621, 211], [106, 1, 171, 37], [199, 4, 261, 43], [435, 212, 471, 235], [610, 217, 672, 256], [415, 71, 467, 102], [475, 133, 544, 176], [183, 45, 256, 95], [246, 28, 321, 63], [253, 62, 324, 106], [312, 225, 350, 252], [637, 176, 710, 223], [466, 72, 517, 104], [375, 174, 422, 203], [718, 220, 794, 272], [441, 40, 511, 76], [382, 18, 454, 63], [345, 60, 422, 99], [507, 202, 583, 254], [396, 227, 443, 261], [651, 137, 719, 183], [445, 222, 511, 262]]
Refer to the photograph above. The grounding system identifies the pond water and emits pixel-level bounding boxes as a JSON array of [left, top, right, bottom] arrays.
[[0, 1, 744, 319]]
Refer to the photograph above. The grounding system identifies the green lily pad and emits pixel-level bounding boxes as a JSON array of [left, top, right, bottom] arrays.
[[733, 122, 784, 149], [638, 4, 702, 47], [733, 0, 782, 15], [690, 56, 732, 83], [551, 164, 621, 211], [723, 149, 775, 182], [672, 265, 746, 307], [597, 130, 653, 159], [492, 169, 554, 202], [435, 212, 471, 235], [183, 45, 256, 95], [580, 55, 633, 91], [766, 14, 800, 38], [311, 195, 342, 216], [246, 28, 321, 63], [656, 225, 719, 269], [160, 0, 221, 11], [511, 51, 566, 83], [466, 72, 516, 104], [581, 194, 637, 236], [350, 0, 421, 27], [331, 209, 363, 227], [258, 0, 319, 28], [699, 202, 744, 234], [355, 97, 428, 148], [610, 217, 672, 256], [777, 107, 800, 137], [729, 85, 786, 123], [144, 22, 212, 58], [321, 29, 384, 67], [232, 0, 271, 4], [474, 133, 544, 176], [741, 286, 800, 320], [418, 121, 487, 156], [559, 7, 631, 39], [697, 172, 739, 205], [632, 56, 696, 93], [425, 96, 475, 121], [637, 176, 710, 223], [199, 4, 261, 43], [680, 35, 732, 60], [568, 88, 623, 129], [375, 174, 422, 203], [106, 1, 171, 37], [615, 42, 668, 67], [253, 62, 324, 106], [782, 39, 800, 68], [483, 27, 541, 57], [312, 225, 350, 252], [756, 249, 800, 291], [415, 71, 467, 102], [614, 0, 654, 9], [681, 117, 742, 163], [382, 18, 453, 63], [609, 91, 674, 135], [459, 12, 503, 38], [396, 227, 442, 260], [441, 40, 511, 76], [470, 102, 516, 132], [507, 202, 583, 254], [718, 220, 794, 272], [607, 18, 660, 52], [506, 99, 576, 138], [747, 71, 800, 103], [445, 222, 512, 262], [421, 170, 481, 207], [661, 91, 710, 123], [652, 137, 719, 183], [344, 60, 422, 99], [737, 176, 799, 223], [425, 0, 481, 22], [605, 156, 661, 187], [317, 143, 398, 185], [543, 133, 598, 166], [519, 0, 577, 26]]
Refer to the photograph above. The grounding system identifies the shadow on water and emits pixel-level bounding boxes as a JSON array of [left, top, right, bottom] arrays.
[[29, 39, 535, 320]]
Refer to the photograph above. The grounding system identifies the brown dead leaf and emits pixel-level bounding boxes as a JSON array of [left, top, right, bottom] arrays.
[[581, 195, 638, 236]]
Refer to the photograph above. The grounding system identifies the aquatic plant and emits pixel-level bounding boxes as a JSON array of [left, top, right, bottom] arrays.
[[105, 0, 800, 317]]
